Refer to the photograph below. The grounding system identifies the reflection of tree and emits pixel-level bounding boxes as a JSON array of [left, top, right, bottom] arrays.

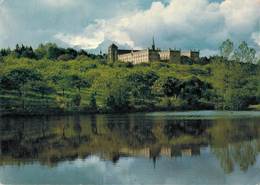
[[0, 115, 260, 174], [232, 142, 257, 172], [212, 146, 235, 174], [106, 114, 156, 147], [58, 116, 70, 139], [73, 115, 82, 144], [210, 119, 259, 173], [152, 121, 168, 144], [149, 145, 161, 169], [90, 114, 97, 135], [212, 141, 257, 173], [0, 115, 210, 166], [209, 119, 258, 147], [164, 120, 210, 139], [41, 116, 48, 138]]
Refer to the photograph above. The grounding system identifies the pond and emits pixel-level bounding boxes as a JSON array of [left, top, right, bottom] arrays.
[[0, 111, 260, 185]]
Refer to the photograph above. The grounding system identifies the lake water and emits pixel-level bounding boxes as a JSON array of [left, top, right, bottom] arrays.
[[0, 111, 260, 185]]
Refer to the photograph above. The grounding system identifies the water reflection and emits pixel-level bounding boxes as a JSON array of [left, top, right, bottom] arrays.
[[0, 113, 259, 176]]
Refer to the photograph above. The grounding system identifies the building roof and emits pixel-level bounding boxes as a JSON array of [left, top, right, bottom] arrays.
[[118, 49, 140, 55], [109, 43, 118, 49]]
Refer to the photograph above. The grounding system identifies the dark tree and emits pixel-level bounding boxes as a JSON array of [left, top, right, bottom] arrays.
[[163, 77, 182, 97]]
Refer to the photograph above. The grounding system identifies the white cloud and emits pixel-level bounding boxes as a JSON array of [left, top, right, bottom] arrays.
[[220, 0, 260, 36], [0, 0, 145, 48], [55, 32, 104, 50], [55, 0, 260, 55], [55, 19, 135, 49]]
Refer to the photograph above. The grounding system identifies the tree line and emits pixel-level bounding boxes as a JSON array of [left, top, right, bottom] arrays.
[[0, 43, 104, 61]]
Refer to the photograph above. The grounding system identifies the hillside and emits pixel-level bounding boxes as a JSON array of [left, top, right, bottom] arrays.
[[0, 41, 259, 116]]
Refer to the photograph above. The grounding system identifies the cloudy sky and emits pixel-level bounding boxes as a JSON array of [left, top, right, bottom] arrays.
[[0, 0, 260, 56]]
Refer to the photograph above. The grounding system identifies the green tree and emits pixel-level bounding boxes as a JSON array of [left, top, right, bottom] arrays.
[[211, 58, 258, 110], [71, 93, 81, 108], [67, 75, 90, 92], [89, 92, 97, 111], [105, 79, 130, 111], [127, 71, 159, 104], [180, 76, 212, 106], [24, 81, 54, 99], [0, 68, 42, 95], [0, 48, 11, 57], [162, 77, 182, 98], [234, 41, 256, 63], [219, 39, 234, 59], [35, 43, 65, 60]]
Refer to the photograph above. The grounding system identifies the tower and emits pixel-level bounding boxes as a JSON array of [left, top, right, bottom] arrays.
[[108, 43, 118, 63], [152, 37, 155, 51]]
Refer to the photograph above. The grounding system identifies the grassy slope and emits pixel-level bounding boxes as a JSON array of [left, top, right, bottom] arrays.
[[0, 56, 258, 115]]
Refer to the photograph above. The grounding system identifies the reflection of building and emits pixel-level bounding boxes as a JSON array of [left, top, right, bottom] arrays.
[[160, 146, 200, 157], [178, 147, 200, 157], [120, 147, 150, 158], [160, 147, 172, 157], [181, 149, 195, 156], [108, 38, 200, 64], [119, 146, 201, 159]]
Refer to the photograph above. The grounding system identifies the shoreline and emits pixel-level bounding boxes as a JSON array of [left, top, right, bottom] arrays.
[[1, 107, 259, 118]]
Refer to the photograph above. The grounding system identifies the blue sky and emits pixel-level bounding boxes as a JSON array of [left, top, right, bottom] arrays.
[[0, 0, 259, 56]]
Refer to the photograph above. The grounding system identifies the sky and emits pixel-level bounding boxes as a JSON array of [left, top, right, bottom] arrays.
[[0, 0, 259, 56]]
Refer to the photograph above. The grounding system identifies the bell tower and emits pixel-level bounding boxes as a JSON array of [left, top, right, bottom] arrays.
[[152, 37, 156, 51]]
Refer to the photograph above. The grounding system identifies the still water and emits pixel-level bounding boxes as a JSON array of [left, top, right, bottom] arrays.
[[0, 111, 260, 185]]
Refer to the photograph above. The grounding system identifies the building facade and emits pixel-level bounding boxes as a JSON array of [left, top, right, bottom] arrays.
[[181, 50, 200, 61], [108, 40, 200, 64], [108, 44, 118, 62]]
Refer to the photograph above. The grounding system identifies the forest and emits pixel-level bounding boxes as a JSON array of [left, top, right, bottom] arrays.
[[0, 40, 259, 116]]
